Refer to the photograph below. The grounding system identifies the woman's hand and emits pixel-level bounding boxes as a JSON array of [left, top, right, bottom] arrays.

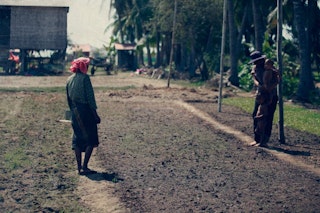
[[92, 110, 101, 124], [95, 113, 101, 124]]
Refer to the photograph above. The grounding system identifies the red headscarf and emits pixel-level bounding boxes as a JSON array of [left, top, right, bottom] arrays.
[[70, 57, 90, 74]]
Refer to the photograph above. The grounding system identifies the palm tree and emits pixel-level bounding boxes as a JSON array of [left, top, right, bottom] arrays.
[[109, 0, 154, 67], [308, 0, 320, 72], [227, 0, 239, 86], [251, 0, 264, 51], [293, 0, 315, 101]]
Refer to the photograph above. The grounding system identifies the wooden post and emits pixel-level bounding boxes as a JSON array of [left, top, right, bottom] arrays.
[[218, 0, 228, 112], [167, 0, 177, 88], [277, 0, 285, 143]]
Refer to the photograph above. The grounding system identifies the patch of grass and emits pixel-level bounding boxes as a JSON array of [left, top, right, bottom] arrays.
[[4, 147, 31, 171], [223, 97, 320, 136], [0, 87, 66, 93]]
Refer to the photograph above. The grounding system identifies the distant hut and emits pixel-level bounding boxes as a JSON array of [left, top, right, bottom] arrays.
[[0, 0, 68, 74], [114, 43, 136, 70], [71, 44, 92, 59]]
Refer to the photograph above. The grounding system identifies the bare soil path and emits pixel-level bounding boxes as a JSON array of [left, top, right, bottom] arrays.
[[1, 72, 320, 212]]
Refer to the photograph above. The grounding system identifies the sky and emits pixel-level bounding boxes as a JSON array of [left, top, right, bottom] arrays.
[[67, 0, 113, 48]]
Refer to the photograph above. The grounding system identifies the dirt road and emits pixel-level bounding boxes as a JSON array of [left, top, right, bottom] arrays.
[[1, 73, 320, 212]]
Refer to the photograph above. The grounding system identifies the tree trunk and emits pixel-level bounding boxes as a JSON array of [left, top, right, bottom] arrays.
[[200, 58, 209, 81], [161, 34, 170, 67], [167, 0, 177, 88], [293, 0, 315, 101], [175, 43, 182, 72], [146, 37, 153, 67], [251, 0, 264, 51], [236, 3, 249, 58], [137, 47, 144, 67], [165, 34, 172, 66], [155, 31, 161, 68], [180, 43, 188, 74], [227, 0, 239, 86], [188, 29, 196, 78]]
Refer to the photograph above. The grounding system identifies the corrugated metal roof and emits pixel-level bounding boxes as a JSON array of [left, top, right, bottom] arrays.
[[0, 0, 69, 7]]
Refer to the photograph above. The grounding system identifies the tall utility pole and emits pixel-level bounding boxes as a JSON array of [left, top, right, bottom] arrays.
[[167, 0, 177, 88], [277, 0, 285, 143], [218, 0, 228, 112]]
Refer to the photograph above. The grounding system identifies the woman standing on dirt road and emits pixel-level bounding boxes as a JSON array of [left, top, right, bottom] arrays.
[[66, 57, 101, 175], [249, 51, 278, 147]]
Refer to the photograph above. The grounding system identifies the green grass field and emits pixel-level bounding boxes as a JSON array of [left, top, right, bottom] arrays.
[[223, 97, 320, 136]]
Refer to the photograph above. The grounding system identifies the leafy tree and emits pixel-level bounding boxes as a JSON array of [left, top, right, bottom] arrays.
[[105, 0, 319, 103]]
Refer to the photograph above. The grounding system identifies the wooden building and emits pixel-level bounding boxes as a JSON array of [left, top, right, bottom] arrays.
[[0, 0, 69, 73], [114, 43, 136, 70]]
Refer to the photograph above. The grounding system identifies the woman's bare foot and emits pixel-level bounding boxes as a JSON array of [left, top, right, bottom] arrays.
[[80, 167, 97, 175]]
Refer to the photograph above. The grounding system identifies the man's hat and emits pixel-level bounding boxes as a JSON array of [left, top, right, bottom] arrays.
[[248, 51, 266, 64]]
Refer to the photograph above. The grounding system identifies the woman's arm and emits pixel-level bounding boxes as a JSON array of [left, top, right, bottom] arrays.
[[66, 85, 72, 109], [84, 75, 101, 123], [251, 68, 260, 87]]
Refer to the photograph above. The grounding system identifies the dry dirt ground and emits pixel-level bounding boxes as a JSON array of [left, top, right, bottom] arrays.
[[0, 72, 320, 212]]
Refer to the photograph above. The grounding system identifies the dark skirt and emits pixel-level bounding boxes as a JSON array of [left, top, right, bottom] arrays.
[[71, 102, 99, 152]]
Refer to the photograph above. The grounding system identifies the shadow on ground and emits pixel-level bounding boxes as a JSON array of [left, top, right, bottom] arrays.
[[85, 172, 124, 183]]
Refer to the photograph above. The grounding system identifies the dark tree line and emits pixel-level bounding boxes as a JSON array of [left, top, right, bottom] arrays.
[[107, 0, 320, 102]]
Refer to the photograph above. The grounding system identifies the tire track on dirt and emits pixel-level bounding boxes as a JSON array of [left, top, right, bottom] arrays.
[[175, 100, 320, 177]]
